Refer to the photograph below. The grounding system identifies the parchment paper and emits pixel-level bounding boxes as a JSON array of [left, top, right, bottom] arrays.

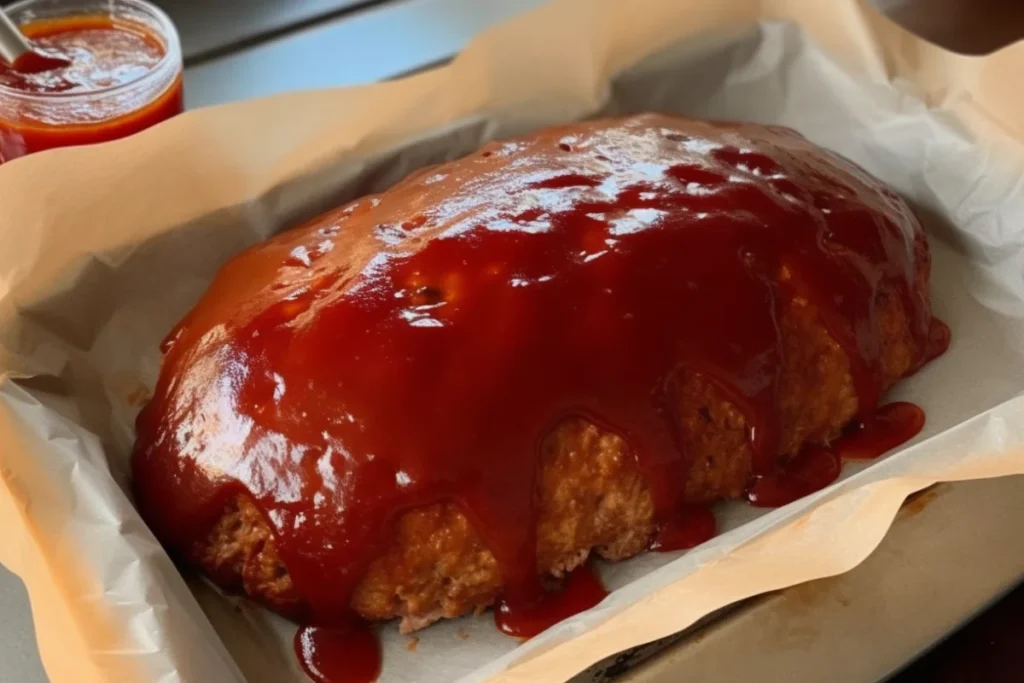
[[1, 0, 1023, 682]]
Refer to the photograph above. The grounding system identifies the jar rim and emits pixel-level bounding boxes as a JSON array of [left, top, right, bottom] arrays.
[[0, 0, 182, 102]]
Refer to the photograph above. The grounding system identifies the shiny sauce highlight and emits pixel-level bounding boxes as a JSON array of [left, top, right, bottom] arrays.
[[495, 564, 608, 638], [132, 115, 946, 680], [0, 16, 164, 94]]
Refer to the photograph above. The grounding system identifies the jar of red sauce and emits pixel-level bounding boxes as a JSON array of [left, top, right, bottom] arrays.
[[0, 0, 183, 163]]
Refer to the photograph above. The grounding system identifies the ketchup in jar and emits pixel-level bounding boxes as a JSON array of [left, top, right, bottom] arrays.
[[0, 0, 183, 163]]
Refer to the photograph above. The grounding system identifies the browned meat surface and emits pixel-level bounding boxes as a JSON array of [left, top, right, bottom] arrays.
[[190, 271, 927, 632], [133, 114, 939, 636]]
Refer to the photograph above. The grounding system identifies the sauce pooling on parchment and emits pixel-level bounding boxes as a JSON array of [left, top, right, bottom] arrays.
[[132, 114, 948, 682]]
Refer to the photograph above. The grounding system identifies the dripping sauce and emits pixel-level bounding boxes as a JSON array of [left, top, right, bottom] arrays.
[[837, 401, 926, 462], [746, 444, 843, 509], [495, 565, 609, 639], [296, 624, 381, 683], [131, 115, 948, 682], [746, 401, 927, 508], [649, 504, 717, 552]]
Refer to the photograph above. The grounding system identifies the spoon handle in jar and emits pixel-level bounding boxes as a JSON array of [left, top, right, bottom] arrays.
[[0, 9, 31, 65]]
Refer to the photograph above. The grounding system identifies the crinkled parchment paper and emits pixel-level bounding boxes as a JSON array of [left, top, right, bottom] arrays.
[[1, 0, 1023, 681]]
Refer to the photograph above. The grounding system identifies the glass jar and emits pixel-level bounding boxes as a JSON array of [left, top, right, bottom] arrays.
[[0, 0, 183, 163]]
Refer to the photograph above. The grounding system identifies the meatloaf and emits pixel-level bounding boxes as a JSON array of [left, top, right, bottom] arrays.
[[131, 113, 942, 633]]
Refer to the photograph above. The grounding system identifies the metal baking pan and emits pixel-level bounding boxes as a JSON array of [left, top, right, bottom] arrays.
[[573, 476, 1024, 682]]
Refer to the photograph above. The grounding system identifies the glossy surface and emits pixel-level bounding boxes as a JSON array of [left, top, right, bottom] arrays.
[[747, 401, 930, 507], [495, 565, 608, 639], [132, 115, 943, 680], [0, 17, 163, 93], [10, 50, 72, 76], [295, 624, 381, 683], [837, 401, 927, 461], [746, 443, 844, 508], [649, 505, 717, 552], [0, 15, 182, 161]]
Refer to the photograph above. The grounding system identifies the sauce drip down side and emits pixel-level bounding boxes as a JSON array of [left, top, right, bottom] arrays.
[[495, 564, 609, 639], [746, 401, 930, 507], [132, 116, 941, 642]]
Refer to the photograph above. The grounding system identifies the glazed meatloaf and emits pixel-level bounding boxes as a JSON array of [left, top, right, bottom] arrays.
[[132, 113, 945, 634]]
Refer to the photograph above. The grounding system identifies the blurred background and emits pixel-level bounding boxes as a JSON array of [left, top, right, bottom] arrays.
[[5, 0, 1024, 108]]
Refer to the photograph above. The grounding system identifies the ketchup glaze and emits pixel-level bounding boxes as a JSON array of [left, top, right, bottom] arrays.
[[132, 114, 947, 681], [296, 624, 381, 683], [495, 564, 609, 639]]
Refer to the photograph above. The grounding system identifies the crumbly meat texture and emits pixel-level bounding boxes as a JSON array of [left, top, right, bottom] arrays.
[[190, 235, 930, 633]]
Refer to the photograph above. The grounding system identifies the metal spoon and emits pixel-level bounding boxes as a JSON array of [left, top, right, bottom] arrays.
[[0, 7, 32, 64], [0, 6, 70, 71]]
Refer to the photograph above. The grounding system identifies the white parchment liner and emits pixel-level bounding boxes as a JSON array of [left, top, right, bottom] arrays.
[[1, 0, 1023, 681]]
